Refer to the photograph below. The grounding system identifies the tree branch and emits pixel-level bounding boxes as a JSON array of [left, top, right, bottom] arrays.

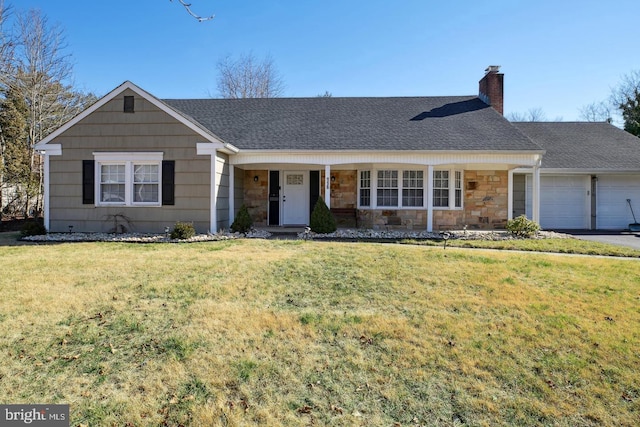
[[171, 0, 214, 22]]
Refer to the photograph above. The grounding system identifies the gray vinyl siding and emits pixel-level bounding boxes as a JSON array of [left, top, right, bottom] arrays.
[[48, 89, 212, 233]]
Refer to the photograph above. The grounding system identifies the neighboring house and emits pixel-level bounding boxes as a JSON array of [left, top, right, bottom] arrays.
[[34, 66, 640, 233]]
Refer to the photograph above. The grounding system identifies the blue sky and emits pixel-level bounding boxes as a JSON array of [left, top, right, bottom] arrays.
[[12, 0, 640, 120]]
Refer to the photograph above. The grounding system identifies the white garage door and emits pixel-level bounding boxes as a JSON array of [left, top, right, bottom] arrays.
[[596, 175, 640, 230], [527, 175, 590, 229]]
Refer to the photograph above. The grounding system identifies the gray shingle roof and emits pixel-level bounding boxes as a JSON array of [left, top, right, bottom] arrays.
[[514, 122, 640, 170], [163, 96, 541, 151]]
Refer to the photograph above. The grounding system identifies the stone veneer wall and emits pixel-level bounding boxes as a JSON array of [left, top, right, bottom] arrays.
[[320, 170, 357, 209], [463, 170, 508, 230], [357, 209, 427, 230], [243, 170, 268, 226]]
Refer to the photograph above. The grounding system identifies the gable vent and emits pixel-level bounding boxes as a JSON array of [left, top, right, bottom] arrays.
[[124, 95, 134, 113]]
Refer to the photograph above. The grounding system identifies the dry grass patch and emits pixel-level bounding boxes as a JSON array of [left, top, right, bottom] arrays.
[[0, 239, 639, 426]]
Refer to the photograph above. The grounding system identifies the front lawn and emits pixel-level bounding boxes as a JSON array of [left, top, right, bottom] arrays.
[[0, 239, 638, 426]]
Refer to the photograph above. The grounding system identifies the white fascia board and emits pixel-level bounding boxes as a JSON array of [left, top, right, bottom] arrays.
[[35, 144, 62, 155], [36, 81, 239, 152], [513, 168, 640, 175], [231, 150, 543, 167]]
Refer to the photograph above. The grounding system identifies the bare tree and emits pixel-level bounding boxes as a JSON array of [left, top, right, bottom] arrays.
[[0, 0, 15, 213], [506, 107, 548, 122], [579, 101, 613, 123], [216, 53, 285, 99], [170, 0, 214, 22], [611, 70, 640, 136], [4, 9, 95, 215]]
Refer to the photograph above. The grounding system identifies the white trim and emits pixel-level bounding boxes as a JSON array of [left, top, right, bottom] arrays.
[[324, 165, 331, 208], [229, 165, 235, 225], [35, 81, 238, 154], [93, 152, 164, 207], [427, 165, 434, 232], [197, 142, 226, 155], [210, 152, 217, 232], [508, 169, 514, 221], [93, 152, 163, 162], [231, 151, 543, 167], [42, 154, 51, 231], [36, 144, 62, 156], [532, 164, 541, 223]]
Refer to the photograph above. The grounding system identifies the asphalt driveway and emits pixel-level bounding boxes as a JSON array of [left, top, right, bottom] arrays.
[[564, 231, 640, 250]]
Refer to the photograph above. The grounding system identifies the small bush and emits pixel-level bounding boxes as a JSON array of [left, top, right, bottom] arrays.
[[506, 215, 540, 238], [231, 204, 253, 233], [20, 219, 47, 237], [310, 198, 337, 234], [170, 222, 196, 240]]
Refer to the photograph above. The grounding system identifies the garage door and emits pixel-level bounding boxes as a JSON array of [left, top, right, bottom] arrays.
[[596, 175, 640, 230], [527, 175, 590, 229]]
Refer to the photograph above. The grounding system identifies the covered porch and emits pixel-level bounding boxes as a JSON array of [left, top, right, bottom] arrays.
[[221, 151, 543, 232]]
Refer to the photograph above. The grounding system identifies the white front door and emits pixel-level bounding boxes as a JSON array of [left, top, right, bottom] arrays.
[[282, 171, 309, 225]]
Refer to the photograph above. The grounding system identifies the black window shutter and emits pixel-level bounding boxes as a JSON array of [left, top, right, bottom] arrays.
[[162, 160, 175, 205], [82, 160, 95, 204]]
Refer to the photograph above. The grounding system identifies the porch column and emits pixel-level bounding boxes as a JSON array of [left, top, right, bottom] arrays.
[[507, 169, 514, 221], [427, 165, 434, 232], [229, 165, 235, 225], [532, 164, 541, 224], [324, 165, 331, 208]]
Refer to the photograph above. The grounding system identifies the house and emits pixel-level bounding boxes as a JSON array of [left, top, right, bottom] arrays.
[[34, 66, 640, 234]]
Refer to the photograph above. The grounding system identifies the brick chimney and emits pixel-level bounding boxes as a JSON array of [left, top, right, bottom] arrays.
[[478, 65, 504, 115]]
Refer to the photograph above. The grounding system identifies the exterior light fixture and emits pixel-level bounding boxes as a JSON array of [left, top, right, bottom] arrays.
[[253, 175, 259, 182]]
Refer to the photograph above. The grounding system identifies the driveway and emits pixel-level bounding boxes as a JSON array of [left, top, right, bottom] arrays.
[[564, 230, 640, 250]]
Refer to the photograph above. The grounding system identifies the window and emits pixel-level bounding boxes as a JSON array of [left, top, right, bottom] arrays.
[[359, 170, 371, 207], [402, 170, 423, 207], [94, 153, 163, 206], [377, 170, 398, 207], [356, 168, 462, 209], [133, 164, 159, 203], [100, 164, 126, 203], [433, 170, 449, 207], [455, 171, 462, 208]]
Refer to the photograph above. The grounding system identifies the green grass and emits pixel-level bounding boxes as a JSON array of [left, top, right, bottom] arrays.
[[406, 236, 640, 257], [0, 238, 639, 426]]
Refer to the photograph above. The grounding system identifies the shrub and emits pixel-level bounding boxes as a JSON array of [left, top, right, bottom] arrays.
[[20, 219, 47, 237], [170, 222, 196, 240], [506, 215, 540, 238], [310, 198, 337, 234], [231, 204, 253, 233]]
